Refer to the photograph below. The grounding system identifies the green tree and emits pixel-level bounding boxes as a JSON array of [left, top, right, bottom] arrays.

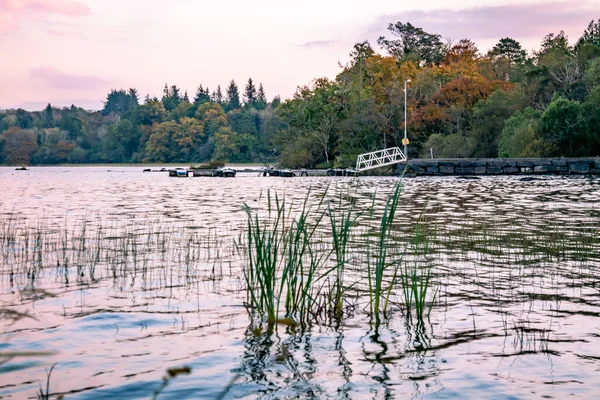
[[423, 132, 475, 158], [194, 84, 211, 106], [244, 78, 257, 107], [138, 99, 167, 125], [377, 22, 445, 65], [225, 80, 241, 112], [498, 108, 542, 158], [60, 114, 84, 141], [15, 109, 33, 129], [162, 84, 182, 111], [102, 89, 139, 115], [541, 95, 589, 156], [195, 103, 228, 138], [210, 127, 239, 161], [271, 95, 281, 109], [229, 111, 257, 135], [582, 86, 600, 154], [212, 85, 224, 106], [488, 38, 528, 64], [538, 31, 572, 56], [575, 19, 600, 50], [470, 89, 527, 157], [584, 57, 600, 90], [42, 104, 54, 128], [104, 119, 140, 162], [256, 84, 267, 110]]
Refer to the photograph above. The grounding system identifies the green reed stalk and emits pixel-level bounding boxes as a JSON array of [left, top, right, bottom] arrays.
[[243, 191, 285, 325], [368, 182, 403, 324], [328, 193, 360, 319], [400, 217, 437, 320]]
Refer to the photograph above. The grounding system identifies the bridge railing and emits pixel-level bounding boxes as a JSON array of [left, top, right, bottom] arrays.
[[356, 147, 407, 172]]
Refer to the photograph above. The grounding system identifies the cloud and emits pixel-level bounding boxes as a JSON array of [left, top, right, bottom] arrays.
[[0, 0, 91, 35], [0, 13, 20, 34], [369, 1, 599, 46], [0, 0, 90, 16], [299, 40, 342, 49], [30, 66, 112, 91]]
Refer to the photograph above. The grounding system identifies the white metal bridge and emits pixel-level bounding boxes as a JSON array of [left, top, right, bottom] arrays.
[[355, 147, 407, 172]]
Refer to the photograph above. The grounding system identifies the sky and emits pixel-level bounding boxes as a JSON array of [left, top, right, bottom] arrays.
[[0, 0, 598, 111]]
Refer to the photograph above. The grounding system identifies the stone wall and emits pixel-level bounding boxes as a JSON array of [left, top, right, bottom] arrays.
[[399, 158, 600, 176]]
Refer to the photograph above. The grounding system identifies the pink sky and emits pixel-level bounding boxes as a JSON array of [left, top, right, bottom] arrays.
[[0, 0, 598, 110]]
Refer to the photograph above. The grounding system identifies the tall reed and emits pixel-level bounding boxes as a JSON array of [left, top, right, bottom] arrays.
[[366, 182, 403, 324]]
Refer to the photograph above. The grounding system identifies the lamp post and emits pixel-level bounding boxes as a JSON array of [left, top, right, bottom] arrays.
[[404, 79, 411, 158]]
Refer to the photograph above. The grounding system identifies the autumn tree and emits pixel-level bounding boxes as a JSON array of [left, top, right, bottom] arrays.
[[1, 128, 39, 165]]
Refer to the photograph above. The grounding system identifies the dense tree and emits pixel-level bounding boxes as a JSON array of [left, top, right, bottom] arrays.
[[138, 99, 167, 125], [377, 22, 446, 65], [576, 19, 600, 50], [104, 119, 140, 162], [2, 19, 600, 166], [488, 38, 528, 64], [42, 104, 54, 128], [256, 84, 267, 110], [498, 108, 542, 158], [226, 80, 241, 111], [102, 89, 139, 115], [1, 128, 38, 165], [162, 84, 182, 111], [15, 109, 33, 129], [541, 95, 589, 156], [212, 85, 224, 106], [194, 85, 211, 106], [244, 78, 257, 107]]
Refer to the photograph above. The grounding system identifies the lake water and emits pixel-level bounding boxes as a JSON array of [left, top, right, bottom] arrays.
[[1, 166, 599, 399]]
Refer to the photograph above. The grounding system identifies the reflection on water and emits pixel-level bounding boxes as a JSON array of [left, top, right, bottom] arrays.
[[1, 167, 600, 399]]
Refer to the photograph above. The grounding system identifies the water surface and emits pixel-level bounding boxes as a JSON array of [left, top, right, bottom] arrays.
[[1, 166, 599, 399]]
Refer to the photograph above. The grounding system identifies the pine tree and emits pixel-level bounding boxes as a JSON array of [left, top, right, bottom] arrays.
[[42, 103, 54, 128], [183, 90, 190, 103], [194, 84, 211, 105], [244, 78, 257, 107], [226, 80, 241, 111], [256, 83, 267, 110], [128, 88, 140, 106], [212, 85, 224, 105]]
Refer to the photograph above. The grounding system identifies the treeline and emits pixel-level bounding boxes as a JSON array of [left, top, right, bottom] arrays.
[[277, 20, 600, 167], [0, 79, 285, 165], [1, 19, 600, 167]]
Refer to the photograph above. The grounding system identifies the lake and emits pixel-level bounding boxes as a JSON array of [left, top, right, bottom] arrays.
[[1, 166, 599, 399]]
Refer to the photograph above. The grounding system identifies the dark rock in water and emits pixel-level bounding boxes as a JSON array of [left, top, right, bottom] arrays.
[[143, 168, 151, 172], [15, 166, 28, 170], [520, 177, 540, 182], [160, 168, 167, 172], [456, 176, 480, 180]]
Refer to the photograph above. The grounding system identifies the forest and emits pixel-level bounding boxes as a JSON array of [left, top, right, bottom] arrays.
[[1, 19, 600, 167]]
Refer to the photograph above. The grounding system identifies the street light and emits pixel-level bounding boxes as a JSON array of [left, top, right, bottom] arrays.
[[404, 79, 411, 158]]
